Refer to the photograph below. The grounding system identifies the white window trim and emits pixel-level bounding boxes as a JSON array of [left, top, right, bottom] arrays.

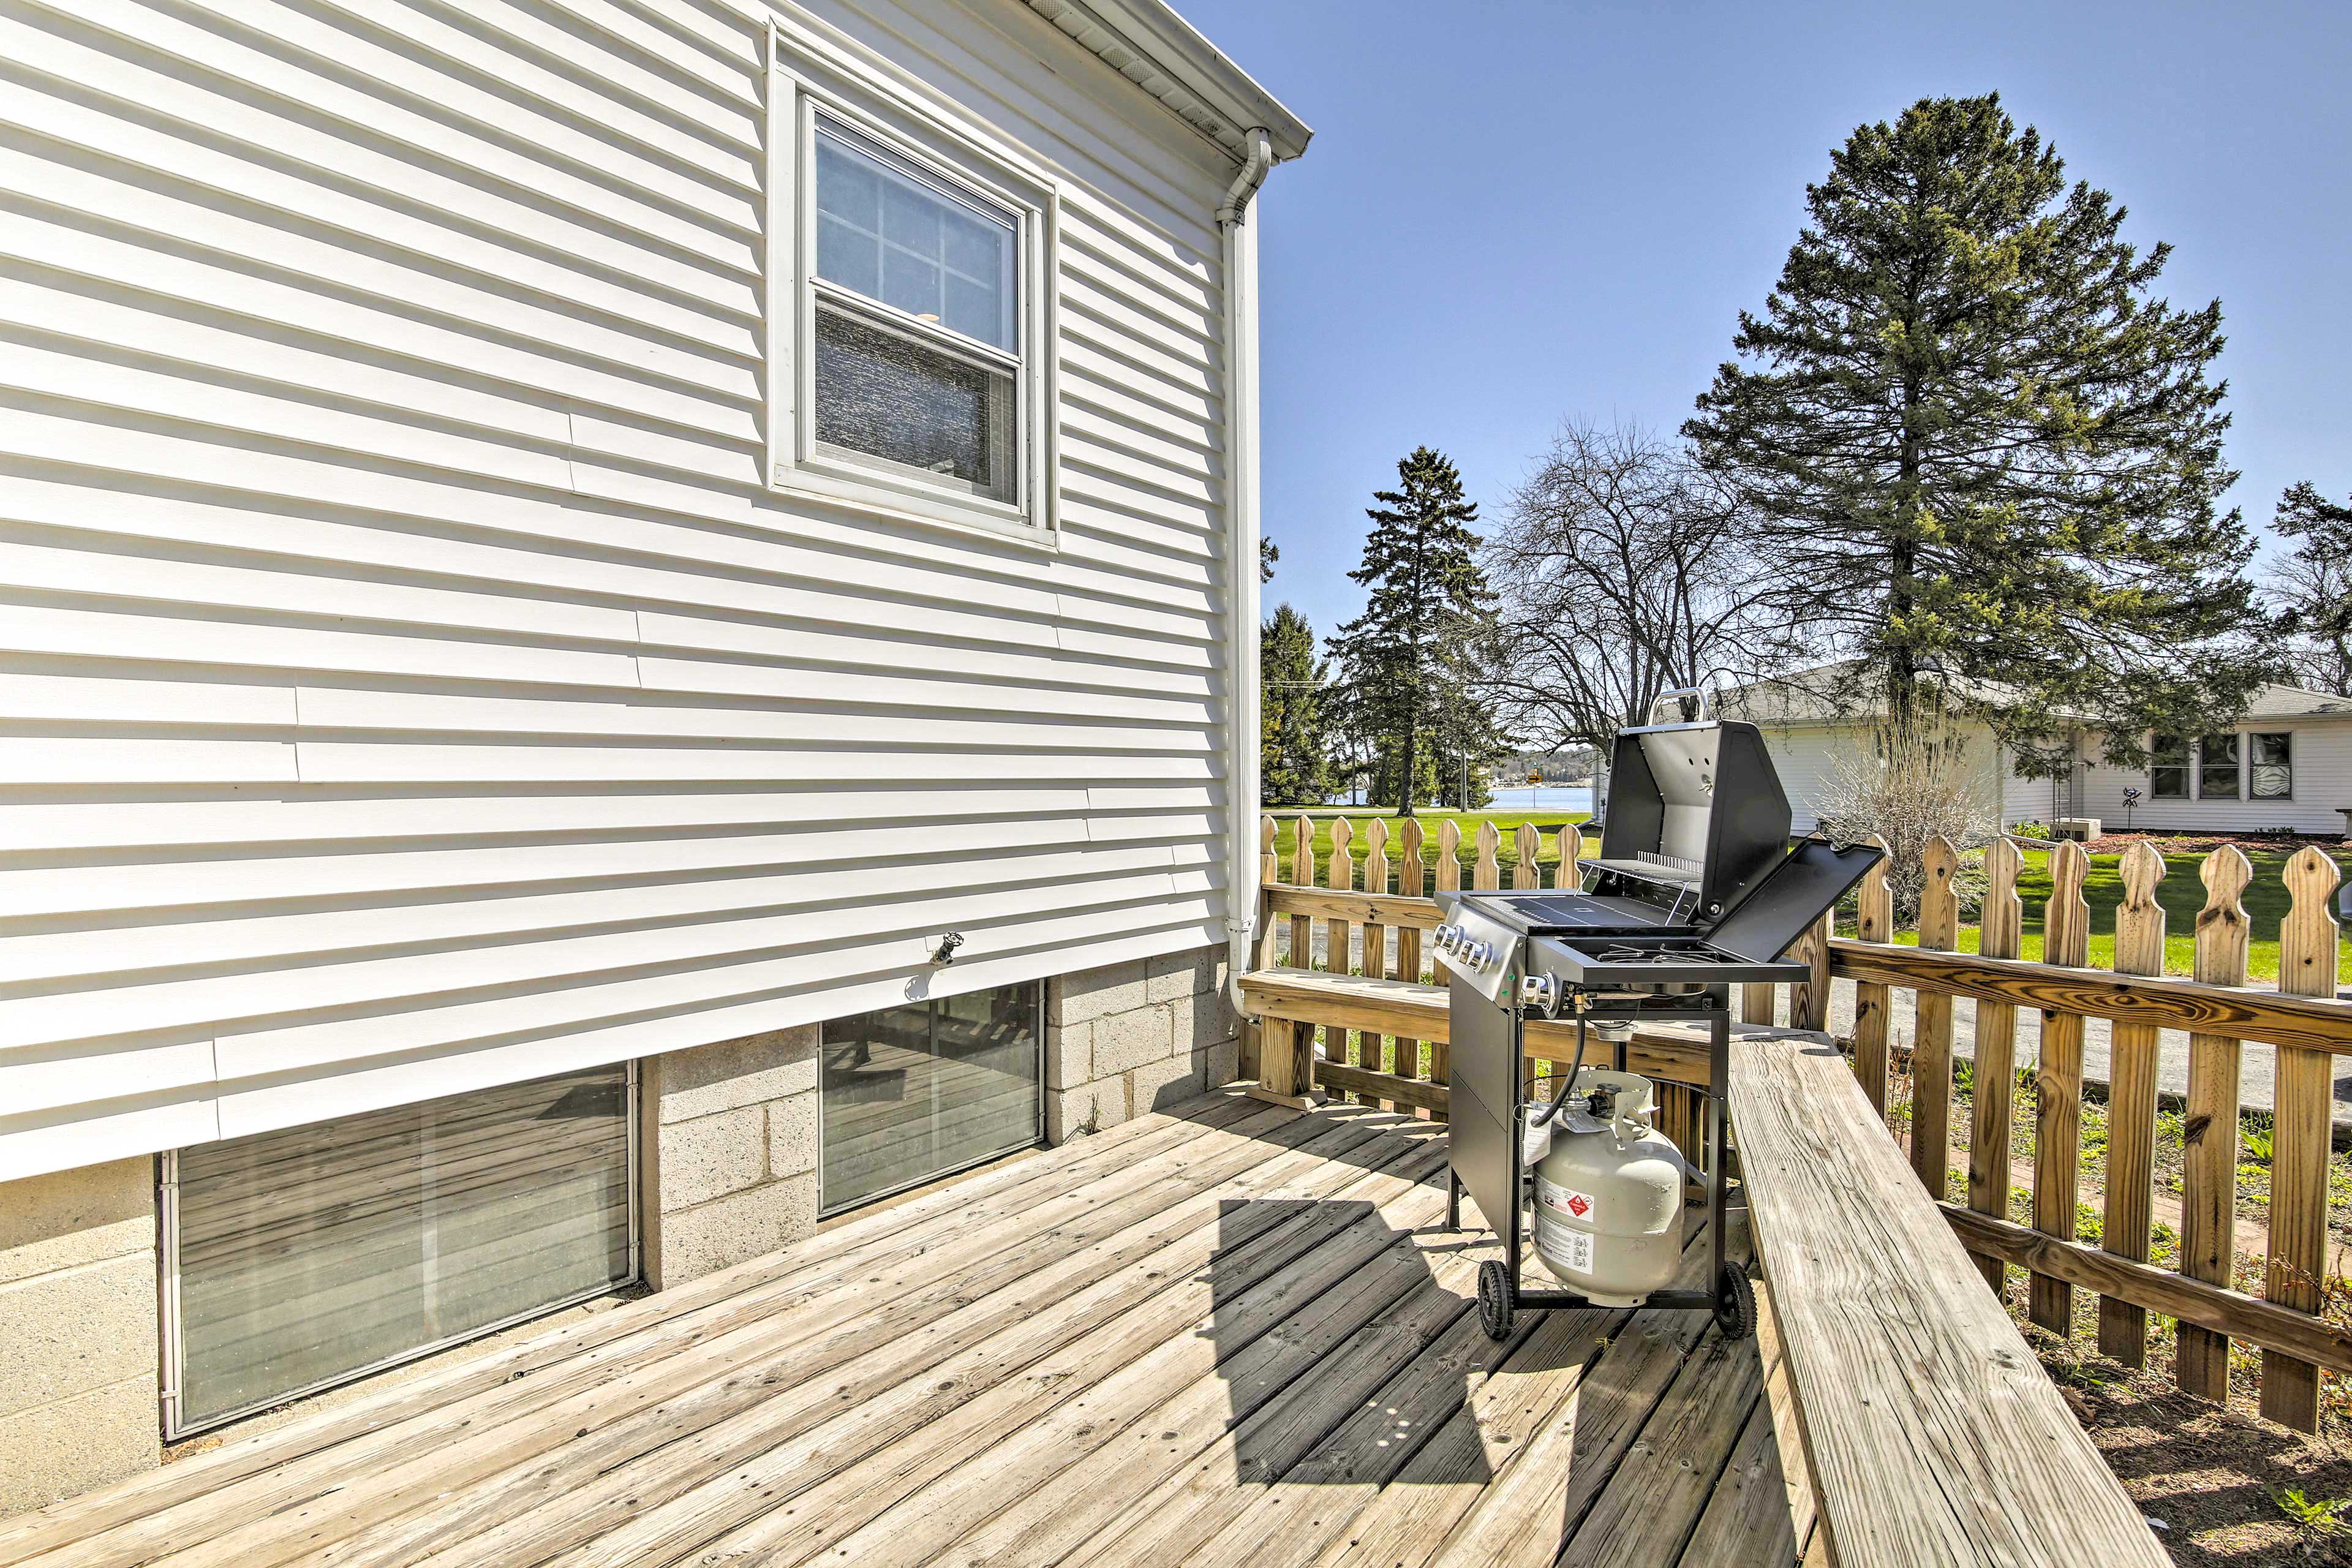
[[767, 27, 1061, 549]]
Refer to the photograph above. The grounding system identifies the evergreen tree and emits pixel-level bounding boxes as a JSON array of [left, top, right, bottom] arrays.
[[1325, 447, 1509, 814], [2271, 482, 2352, 695], [1259, 603, 1332, 805], [1686, 93, 2271, 774]]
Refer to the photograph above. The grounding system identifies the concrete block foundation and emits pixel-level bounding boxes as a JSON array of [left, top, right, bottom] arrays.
[[1044, 943, 1238, 1142], [641, 1025, 821, 1288], [0, 1156, 160, 1514]]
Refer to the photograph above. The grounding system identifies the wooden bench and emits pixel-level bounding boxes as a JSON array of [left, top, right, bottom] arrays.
[[1236, 964, 1825, 1171], [1728, 1029, 2170, 1566]]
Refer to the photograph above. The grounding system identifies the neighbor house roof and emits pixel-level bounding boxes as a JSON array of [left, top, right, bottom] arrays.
[[1718, 664, 2352, 727], [1022, 0, 1314, 164]]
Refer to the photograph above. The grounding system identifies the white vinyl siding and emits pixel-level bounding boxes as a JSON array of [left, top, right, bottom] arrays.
[[0, 0, 1243, 1182], [2085, 723, 2352, 835]]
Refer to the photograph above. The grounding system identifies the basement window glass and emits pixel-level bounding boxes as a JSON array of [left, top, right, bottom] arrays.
[[810, 123, 1020, 505], [2149, 734, 2190, 799], [2251, 731, 2292, 799], [820, 981, 1042, 1215], [163, 1065, 634, 1438], [2198, 733, 2241, 799]]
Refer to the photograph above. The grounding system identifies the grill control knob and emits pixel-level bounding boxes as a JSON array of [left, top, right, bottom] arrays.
[[1432, 923, 1461, 955], [1521, 973, 1560, 1010], [1462, 940, 1496, 970]]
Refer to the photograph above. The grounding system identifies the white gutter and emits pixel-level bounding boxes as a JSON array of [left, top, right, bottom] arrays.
[[1221, 127, 1274, 1018]]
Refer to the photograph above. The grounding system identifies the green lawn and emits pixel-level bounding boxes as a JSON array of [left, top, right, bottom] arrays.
[[1877, 844, 2351, 983], [1266, 809, 1593, 890], [1268, 809, 2348, 983]]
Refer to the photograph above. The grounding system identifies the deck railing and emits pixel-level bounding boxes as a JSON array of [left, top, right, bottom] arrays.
[[1241, 813, 2352, 1433]]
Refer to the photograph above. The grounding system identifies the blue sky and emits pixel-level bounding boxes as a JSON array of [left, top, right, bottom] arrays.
[[1174, 0, 2352, 637]]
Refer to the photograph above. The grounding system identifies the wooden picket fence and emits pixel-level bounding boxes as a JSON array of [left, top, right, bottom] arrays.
[[1242, 813, 2352, 1433]]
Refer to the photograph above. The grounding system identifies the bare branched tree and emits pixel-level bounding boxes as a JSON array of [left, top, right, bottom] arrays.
[[1484, 420, 1807, 760]]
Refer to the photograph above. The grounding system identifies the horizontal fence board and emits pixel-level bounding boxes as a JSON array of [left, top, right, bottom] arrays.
[[1830, 939, 2352, 1055]]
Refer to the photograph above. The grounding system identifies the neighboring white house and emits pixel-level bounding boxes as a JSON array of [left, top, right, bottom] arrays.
[[1725, 668, 2352, 837], [0, 0, 1307, 1510]]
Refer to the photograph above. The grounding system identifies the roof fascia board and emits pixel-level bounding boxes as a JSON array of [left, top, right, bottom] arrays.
[[1022, 0, 1312, 163]]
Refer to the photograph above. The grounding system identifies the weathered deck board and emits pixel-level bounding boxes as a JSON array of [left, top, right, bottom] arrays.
[[10, 1091, 1806, 1568]]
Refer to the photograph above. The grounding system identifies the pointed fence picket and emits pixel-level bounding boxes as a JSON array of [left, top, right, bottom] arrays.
[[1967, 837, 2026, 1294], [2265, 846, 2343, 1427], [2178, 845, 2252, 1401], [1240, 816, 2352, 1430]]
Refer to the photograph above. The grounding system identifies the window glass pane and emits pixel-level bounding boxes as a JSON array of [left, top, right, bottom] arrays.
[[2251, 732, 2292, 799], [174, 1066, 630, 1433], [2198, 734, 2240, 799], [816, 213, 878, 299], [815, 306, 1016, 502], [932, 986, 1043, 1172], [883, 243, 941, 321], [2149, 733, 2190, 799], [813, 126, 1016, 351], [821, 986, 1040, 1215], [820, 1003, 936, 1211]]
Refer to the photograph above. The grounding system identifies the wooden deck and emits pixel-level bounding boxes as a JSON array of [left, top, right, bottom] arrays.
[[0, 1091, 1817, 1568]]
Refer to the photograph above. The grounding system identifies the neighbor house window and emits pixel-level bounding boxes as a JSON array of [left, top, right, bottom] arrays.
[[2251, 731, 2292, 799], [769, 36, 1055, 537], [2149, 734, 2190, 799], [2199, 733, 2241, 799]]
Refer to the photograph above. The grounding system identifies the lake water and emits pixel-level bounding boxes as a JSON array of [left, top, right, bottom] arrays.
[[1321, 784, 1594, 815]]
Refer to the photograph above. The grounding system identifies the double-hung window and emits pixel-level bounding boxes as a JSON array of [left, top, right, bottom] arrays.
[[2198, 733, 2241, 800], [2149, 734, 2190, 799], [769, 35, 1056, 539]]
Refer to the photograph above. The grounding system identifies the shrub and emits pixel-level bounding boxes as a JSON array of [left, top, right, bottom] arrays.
[[1811, 719, 2002, 924]]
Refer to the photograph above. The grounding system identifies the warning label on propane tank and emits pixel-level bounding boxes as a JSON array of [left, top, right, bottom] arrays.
[[1537, 1176, 1597, 1224]]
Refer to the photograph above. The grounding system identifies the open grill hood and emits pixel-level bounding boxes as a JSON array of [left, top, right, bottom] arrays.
[[1587, 717, 1792, 924]]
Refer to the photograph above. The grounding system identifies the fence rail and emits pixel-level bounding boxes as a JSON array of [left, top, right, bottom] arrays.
[[1242, 813, 2352, 1433]]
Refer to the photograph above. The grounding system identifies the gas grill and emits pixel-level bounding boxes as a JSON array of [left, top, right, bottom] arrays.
[[1431, 688, 1883, 1341]]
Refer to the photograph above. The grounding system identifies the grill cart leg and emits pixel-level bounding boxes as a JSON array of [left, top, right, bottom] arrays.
[[1446, 1170, 1461, 1232], [1706, 995, 1755, 1340]]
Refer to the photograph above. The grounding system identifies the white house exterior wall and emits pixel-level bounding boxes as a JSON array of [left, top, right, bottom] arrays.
[[1761, 722, 2005, 833], [2078, 723, 2352, 835], [0, 0, 1248, 1183]]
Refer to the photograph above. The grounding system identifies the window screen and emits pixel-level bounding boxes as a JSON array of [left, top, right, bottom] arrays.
[[2149, 734, 2190, 799], [167, 1066, 633, 1436], [2198, 734, 2241, 799], [2251, 731, 2291, 799]]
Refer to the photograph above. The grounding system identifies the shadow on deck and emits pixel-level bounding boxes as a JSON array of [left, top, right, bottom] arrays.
[[0, 1091, 1817, 1568]]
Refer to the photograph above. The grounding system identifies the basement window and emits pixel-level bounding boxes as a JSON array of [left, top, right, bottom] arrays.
[[160, 1065, 635, 1438], [769, 35, 1057, 540]]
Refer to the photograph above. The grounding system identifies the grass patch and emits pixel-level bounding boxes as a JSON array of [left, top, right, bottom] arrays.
[[1268, 809, 1593, 890], [1853, 842, 2351, 981]]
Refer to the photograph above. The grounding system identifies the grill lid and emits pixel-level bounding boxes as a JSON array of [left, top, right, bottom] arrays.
[[1704, 838, 1885, 963]]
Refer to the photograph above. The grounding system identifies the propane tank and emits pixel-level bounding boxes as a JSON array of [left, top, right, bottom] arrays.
[[1523, 1069, 1689, 1306]]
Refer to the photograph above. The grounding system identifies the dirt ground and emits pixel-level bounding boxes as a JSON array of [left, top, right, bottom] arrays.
[[2014, 1281, 2352, 1564], [1874, 1058, 2352, 1560]]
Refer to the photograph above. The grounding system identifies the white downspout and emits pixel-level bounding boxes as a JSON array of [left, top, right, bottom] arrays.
[[1221, 128, 1274, 1019]]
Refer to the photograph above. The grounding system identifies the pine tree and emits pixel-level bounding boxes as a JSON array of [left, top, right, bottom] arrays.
[[2271, 482, 2352, 695], [1325, 447, 1508, 814], [1685, 93, 2272, 774], [1259, 603, 1332, 805]]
